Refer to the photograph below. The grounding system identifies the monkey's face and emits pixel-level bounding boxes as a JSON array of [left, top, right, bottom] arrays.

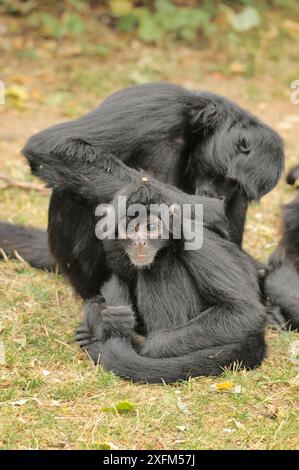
[[192, 120, 284, 202], [118, 214, 168, 268]]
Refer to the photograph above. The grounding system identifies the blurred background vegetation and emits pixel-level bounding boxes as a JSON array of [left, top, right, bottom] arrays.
[[0, 0, 298, 117], [1, 1, 299, 77]]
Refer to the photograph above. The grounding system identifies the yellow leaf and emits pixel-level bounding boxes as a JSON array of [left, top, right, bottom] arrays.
[[98, 442, 118, 450], [5, 85, 29, 101], [5, 85, 29, 108], [109, 0, 133, 16], [214, 380, 234, 391]]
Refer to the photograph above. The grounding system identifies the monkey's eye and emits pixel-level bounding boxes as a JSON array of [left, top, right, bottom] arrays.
[[237, 138, 251, 154], [147, 223, 157, 232]]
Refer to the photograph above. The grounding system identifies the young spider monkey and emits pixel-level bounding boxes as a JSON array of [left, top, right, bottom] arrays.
[[77, 182, 267, 383]]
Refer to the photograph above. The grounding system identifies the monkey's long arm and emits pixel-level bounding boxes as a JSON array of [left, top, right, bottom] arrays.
[[140, 234, 266, 358], [23, 137, 227, 231], [79, 232, 267, 382], [23, 138, 142, 203]]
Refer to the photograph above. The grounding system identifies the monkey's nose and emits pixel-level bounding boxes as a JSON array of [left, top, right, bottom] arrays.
[[134, 240, 146, 248]]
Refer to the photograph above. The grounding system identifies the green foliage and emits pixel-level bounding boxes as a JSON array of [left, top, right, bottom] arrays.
[[115, 0, 217, 43], [38, 12, 85, 39], [109, 0, 299, 44], [228, 6, 261, 32]]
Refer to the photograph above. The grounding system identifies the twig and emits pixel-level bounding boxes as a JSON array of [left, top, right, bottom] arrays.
[[0, 248, 8, 261], [0, 172, 50, 194]]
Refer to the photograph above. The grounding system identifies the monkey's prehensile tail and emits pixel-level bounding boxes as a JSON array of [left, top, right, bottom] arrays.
[[85, 335, 266, 384], [0, 222, 55, 271]]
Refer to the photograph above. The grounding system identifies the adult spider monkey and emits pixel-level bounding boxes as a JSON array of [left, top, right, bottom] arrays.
[[76, 182, 267, 383], [265, 165, 299, 330], [0, 83, 284, 302]]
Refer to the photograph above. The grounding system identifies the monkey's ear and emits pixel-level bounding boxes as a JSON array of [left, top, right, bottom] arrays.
[[188, 100, 218, 133], [286, 165, 299, 186]]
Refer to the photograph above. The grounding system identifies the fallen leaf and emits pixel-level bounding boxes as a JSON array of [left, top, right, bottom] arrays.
[[233, 418, 245, 429], [10, 398, 42, 406], [5, 85, 29, 108], [30, 358, 41, 368], [98, 442, 119, 450], [115, 400, 135, 411], [103, 400, 136, 413], [176, 425, 187, 432], [211, 380, 234, 391], [42, 370, 51, 377], [11, 399, 28, 406]]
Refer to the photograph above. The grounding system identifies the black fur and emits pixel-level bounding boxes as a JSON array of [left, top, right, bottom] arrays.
[[76, 182, 267, 383], [17, 82, 284, 298], [0, 222, 55, 271], [265, 166, 299, 329]]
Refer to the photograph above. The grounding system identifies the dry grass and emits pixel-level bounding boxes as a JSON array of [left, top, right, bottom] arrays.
[[0, 17, 299, 450]]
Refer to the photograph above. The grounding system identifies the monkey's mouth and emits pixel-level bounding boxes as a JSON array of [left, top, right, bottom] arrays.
[[127, 250, 156, 268]]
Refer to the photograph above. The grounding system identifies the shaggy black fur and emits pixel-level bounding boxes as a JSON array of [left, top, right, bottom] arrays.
[[0, 223, 55, 271], [76, 182, 267, 383], [265, 165, 299, 329], [6, 82, 283, 299]]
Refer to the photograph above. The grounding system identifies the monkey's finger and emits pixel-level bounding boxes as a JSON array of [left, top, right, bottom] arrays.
[[78, 338, 98, 347], [76, 325, 90, 335], [76, 336, 97, 345], [76, 332, 94, 341], [266, 306, 289, 331]]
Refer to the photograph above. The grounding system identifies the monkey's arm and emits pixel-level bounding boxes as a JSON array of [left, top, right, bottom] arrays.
[[140, 234, 266, 358], [76, 275, 145, 349], [23, 138, 227, 232], [23, 139, 142, 203]]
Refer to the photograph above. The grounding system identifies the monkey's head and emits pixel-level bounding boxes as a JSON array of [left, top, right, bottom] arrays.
[[186, 92, 285, 203], [103, 182, 181, 269]]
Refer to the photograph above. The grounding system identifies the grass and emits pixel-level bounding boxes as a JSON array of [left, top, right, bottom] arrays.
[[0, 11, 299, 450], [0, 269, 298, 450]]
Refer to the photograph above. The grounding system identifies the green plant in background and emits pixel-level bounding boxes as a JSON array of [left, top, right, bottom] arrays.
[[112, 0, 218, 42], [0, 0, 299, 80], [33, 12, 85, 39]]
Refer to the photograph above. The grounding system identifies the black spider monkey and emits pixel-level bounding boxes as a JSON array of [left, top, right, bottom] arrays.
[[0, 83, 284, 302], [76, 182, 267, 383], [264, 165, 299, 330]]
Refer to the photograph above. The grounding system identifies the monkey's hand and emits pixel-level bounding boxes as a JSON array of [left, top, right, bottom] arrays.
[[77, 295, 136, 344]]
